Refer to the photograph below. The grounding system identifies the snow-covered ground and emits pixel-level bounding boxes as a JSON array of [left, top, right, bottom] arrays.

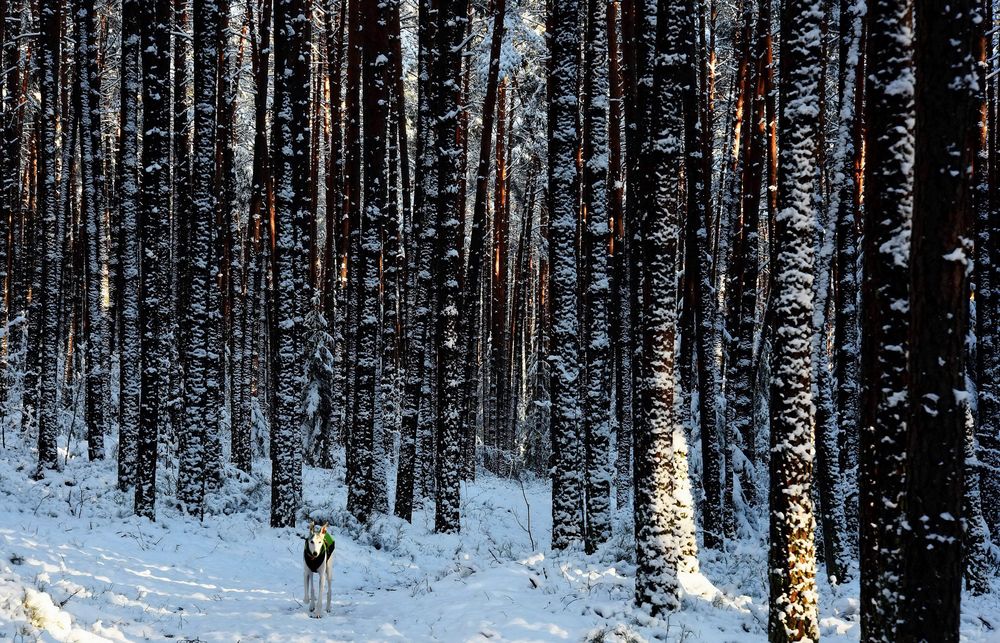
[[1, 437, 998, 642]]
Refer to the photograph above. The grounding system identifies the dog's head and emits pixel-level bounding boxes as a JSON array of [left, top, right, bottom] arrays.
[[306, 521, 328, 556]]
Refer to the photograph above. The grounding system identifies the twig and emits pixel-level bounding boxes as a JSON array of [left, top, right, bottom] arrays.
[[518, 476, 535, 550], [58, 588, 82, 608]]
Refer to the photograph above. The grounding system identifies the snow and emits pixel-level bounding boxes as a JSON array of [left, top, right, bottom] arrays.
[[1, 438, 999, 642]]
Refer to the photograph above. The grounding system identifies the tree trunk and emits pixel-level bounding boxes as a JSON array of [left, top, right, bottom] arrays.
[[767, 0, 822, 635], [135, 0, 172, 519], [433, 0, 469, 534], [269, 0, 310, 528], [547, 0, 584, 550], [899, 0, 977, 635], [858, 0, 912, 635]]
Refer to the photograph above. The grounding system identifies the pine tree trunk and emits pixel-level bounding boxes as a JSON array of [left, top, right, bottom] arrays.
[[77, 0, 107, 462], [238, 0, 273, 475], [135, 0, 172, 518], [270, 0, 310, 528], [396, 0, 439, 522], [433, 0, 468, 534], [680, 0, 723, 551], [633, 0, 689, 614], [858, 0, 912, 635], [973, 0, 1000, 544], [767, 0, 822, 635], [179, 0, 222, 514], [547, 0, 584, 550], [117, 0, 141, 490], [899, 0, 977, 635], [832, 0, 865, 560], [460, 0, 506, 471], [581, 0, 612, 553]]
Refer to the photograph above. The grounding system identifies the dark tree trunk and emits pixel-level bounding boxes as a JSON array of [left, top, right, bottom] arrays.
[[270, 0, 310, 528], [581, 0, 612, 553], [179, 0, 222, 514], [681, 0, 723, 552], [547, 0, 584, 550], [135, 0, 172, 519], [77, 0, 108, 462], [899, 0, 977, 636], [117, 0, 141, 490], [858, 0, 912, 635], [396, 0, 439, 522], [433, 0, 469, 534]]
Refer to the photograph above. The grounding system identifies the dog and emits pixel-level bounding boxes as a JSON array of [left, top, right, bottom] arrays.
[[303, 521, 334, 617]]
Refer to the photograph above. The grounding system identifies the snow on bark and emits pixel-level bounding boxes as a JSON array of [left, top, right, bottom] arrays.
[[396, 0, 439, 522], [858, 0, 913, 635], [633, 0, 695, 615], [546, 0, 584, 550], [35, 0, 62, 473], [767, 0, 823, 637], [270, 0, 310, 528], [831, 0, 865, 561], [899, 0, 978, 635], [135, 0, 173, 520], [179, 0, 222, 514], [582, 0, 612, 554], [117, 0, 141, 491], [433, 0, 468, 534], [77, 0, 108, 463], [348, 0, 392, 523]]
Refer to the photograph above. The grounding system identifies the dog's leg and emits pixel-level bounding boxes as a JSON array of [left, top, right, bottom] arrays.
[[315, 568, 324, 619], [304, 568, 312, 612], [327, 558, 333, 612], [325, 558, 332, 612]]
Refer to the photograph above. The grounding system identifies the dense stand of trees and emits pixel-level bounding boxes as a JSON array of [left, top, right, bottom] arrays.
[[0, 0, 994, 638]]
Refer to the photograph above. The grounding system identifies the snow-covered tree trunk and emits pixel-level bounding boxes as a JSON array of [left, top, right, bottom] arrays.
[[395, 0, 438, 522], [608, 0, 632, 511], [0, 0, 20, 420], [858, 0, 912, 635], [347, 0, 388, 522], [462, 0, 505, 456], [964, 368, 990, 595], [342, 0, 362, 480], [77, 0, 108, 462], [35, 0, 63, 473], [117, 0, 141, 490], [973, 0, 1000, 543], [179, 0, 222, 514], [680, 0, 723, 551], [379, 0, 402, 510], [546, 0, 584, 550], [633, 0, 691, 615], [135, 0, 172, 519], [722, 0, 757, 540], [582, 0, 612, 553], [832, 0, 865, 559], [767, 0, 822, 635], [239, 0, 272, 474], [269, 0, 310, 528], [899, 0, 977, 634], [433, 0, 468, 534]]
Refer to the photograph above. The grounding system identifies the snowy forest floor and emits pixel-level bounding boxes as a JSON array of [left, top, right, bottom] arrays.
[[2, 436, 1000, 641]]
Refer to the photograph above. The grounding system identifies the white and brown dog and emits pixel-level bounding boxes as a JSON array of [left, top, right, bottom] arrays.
[[303, 521, 334, 617]]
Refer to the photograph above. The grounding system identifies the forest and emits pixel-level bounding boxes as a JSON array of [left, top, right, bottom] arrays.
[[0, 0, 998, 639]]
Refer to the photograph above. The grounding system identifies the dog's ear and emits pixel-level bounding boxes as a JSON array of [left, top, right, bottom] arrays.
[[320, 523, 328, 534], [308, 520, 315, 534]]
